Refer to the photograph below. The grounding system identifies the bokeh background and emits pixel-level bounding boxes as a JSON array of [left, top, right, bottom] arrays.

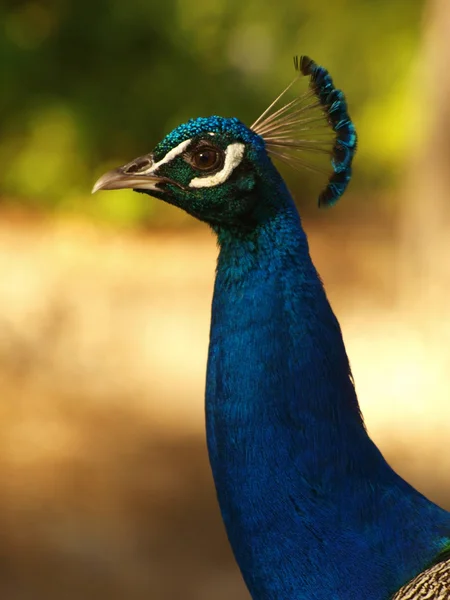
[[1, 0, 450, 598]]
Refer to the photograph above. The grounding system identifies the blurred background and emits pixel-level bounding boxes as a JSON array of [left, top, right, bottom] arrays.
[[1, 0, 450, 598]]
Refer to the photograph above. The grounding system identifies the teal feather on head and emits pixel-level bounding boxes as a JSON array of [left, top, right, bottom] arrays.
[[251, 55, 357, 207]]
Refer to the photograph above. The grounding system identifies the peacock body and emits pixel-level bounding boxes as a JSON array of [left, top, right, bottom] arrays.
[[93, 57, 450, 599]]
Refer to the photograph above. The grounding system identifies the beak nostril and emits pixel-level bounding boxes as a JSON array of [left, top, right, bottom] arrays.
[[124, 158, 151, 174]]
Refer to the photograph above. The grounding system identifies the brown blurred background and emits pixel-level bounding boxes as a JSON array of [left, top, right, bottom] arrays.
[[1, 0, 450, 598]]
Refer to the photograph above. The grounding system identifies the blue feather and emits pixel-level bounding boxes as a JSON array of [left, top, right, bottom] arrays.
[[297, 55, 357, 206], [207, 178, 450, 600], [251, 56, 357, 208]]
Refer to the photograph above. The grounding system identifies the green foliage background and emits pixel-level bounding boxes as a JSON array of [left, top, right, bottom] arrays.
[[0, 0, 424, 225]]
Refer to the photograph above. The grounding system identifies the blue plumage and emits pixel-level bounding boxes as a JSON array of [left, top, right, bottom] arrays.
[[207, 185, 450, 599], [154, 116, 264, 157], [92, 56, 450, 599]]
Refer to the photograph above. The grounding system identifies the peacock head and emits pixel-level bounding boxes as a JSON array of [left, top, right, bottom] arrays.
[[93, 56, 357, 228], [92, 116, 274, 228]]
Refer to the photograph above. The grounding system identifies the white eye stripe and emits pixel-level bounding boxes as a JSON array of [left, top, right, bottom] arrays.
[[142, 138, 192, 174], [189, 143, 245, 189], [141, 137, 245, 189]]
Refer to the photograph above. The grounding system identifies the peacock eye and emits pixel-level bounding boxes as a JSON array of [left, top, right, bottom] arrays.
[[190, 147, 223, 171]]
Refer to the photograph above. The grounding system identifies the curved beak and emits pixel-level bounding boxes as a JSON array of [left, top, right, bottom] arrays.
[[92, 153, 165, 194]]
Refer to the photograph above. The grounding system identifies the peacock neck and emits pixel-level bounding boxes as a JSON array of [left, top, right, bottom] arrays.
[[205, 189, 450, 600], [210, 193, 365, 451]]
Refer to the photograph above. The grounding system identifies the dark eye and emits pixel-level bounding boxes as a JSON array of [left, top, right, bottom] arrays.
[[191, 147, 223, 171]]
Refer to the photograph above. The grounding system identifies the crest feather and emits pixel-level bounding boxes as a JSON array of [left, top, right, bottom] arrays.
[[251, 55, 357, 207]]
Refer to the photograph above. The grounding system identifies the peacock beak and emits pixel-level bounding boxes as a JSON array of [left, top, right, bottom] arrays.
[[92, 153, 168, 194]]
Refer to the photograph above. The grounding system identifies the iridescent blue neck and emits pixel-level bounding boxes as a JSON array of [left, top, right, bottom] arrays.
[[205, 185, 450, 600], [212, 183, 362, 427]]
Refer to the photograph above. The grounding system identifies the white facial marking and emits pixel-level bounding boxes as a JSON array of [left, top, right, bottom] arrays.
[[189, 143, 245, 189], [142, 138, 192, 174]]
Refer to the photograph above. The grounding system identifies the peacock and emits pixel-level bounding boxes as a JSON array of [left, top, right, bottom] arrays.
[[93, 56, 450, 599]]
